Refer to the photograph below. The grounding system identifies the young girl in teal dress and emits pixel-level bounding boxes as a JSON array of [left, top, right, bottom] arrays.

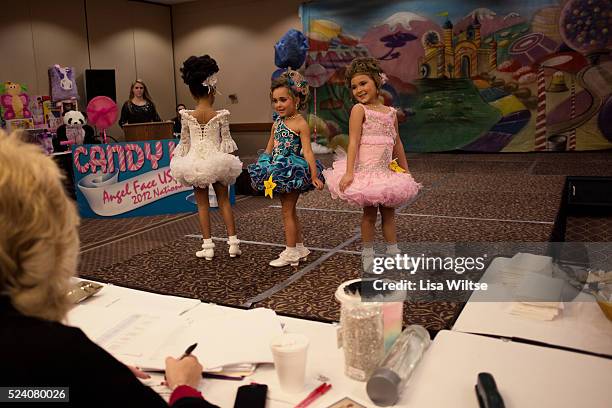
[[248, 70, 324, 267]]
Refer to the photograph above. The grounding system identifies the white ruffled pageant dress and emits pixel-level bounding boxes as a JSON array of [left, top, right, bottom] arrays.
[[170, 109, 242, 188]]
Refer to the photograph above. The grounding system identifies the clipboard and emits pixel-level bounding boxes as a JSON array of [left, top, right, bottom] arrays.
[[67, 281, 103, 304]]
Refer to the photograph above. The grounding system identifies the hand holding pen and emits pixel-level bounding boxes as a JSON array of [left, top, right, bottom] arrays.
[[179, 343, 198, 360], [165, 343, 202, 390]]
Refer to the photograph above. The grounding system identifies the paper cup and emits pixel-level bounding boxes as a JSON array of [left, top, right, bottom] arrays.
[[270, 333, 309, 393]]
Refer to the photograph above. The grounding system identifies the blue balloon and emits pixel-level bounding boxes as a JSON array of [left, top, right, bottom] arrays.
[[274, 29, 308, 69], [271, 68, 285, 81]]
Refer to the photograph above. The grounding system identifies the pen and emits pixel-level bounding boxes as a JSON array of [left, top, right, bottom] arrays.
[[179, 343, 198, 360], [295, 382, 332, 408]]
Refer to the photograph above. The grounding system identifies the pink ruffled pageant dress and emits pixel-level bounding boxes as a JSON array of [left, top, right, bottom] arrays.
[[324, 104, 421, 207]]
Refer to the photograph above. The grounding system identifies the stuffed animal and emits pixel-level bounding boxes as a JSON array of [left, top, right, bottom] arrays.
[[55, 110, 96, 151], [48, 64, 79, 102], [0, 81, 32, 120]]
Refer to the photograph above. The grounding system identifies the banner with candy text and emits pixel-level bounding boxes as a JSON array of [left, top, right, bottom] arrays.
[[72, 140, 234, 218]]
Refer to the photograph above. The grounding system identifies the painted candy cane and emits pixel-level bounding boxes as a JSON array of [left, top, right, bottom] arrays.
[[534, 65, 547, 151], [145, 141, 163, 170], [106, 144, 126, 173], [73, 146, 90, 173], [89, 145, 107, 173], [568, 77, 576, 151], [124, 144, 145, 171]]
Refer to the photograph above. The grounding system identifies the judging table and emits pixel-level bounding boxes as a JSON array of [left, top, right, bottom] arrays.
[[453, 256, 612, 357], [67, 280, 612, 407]]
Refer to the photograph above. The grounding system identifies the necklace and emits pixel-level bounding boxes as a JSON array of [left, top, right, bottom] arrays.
[[283, 113, 300, 121]]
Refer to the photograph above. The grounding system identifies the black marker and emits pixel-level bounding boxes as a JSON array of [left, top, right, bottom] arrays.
[[476, 372, 505, 408], [179, 343, 198, 360]]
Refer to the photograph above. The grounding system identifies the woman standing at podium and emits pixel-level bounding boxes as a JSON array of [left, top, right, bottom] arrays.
[[119, 79, 162, 126]]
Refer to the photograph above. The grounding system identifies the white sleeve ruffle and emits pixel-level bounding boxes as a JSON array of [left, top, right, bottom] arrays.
[[219, 113, 238, 153], [174, 115, 191, 156]]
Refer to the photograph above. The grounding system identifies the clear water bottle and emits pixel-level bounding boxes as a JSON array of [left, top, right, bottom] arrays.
[[366, 325, 431, 406]]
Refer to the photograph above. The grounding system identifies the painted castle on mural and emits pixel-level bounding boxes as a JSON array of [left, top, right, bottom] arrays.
[[302, 0, 612, 153], [419, 16, 498, 79]]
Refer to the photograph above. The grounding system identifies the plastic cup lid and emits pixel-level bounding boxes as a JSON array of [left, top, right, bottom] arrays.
[[270, 333, 309, 352], [335, 278, 407, 304]]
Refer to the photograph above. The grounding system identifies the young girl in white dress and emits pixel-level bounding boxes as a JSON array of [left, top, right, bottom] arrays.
[[170, 55, 243, 260]]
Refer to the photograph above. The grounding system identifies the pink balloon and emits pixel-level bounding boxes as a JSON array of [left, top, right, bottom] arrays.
[[87, 96, 118, 130]]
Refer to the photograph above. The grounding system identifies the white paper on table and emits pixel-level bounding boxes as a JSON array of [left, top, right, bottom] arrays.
[[509, 302, 561, 321], [514, 271, 565, 302], [67, 304, 128, 340], [77, 283, 201, 316], [454, 257, 612, 356], [510, 252, 552, 276], [141, 308, 283, 370], [67, 304, 189, 366]]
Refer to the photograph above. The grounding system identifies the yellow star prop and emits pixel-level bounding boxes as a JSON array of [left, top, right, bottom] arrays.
[[264, 175, 277, 198], [389, 159, 406, 173]]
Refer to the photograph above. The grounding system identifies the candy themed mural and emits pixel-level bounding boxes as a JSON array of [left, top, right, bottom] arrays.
[[301, 0, 612, 152]]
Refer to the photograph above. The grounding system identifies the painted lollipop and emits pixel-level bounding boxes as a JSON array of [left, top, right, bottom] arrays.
[[86, 96, 118, 144]]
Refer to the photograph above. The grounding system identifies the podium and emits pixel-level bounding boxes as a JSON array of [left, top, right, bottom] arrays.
[[122, 121, 174, 141]]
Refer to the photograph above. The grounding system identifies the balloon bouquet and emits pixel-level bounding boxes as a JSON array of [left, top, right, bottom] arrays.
[[273, 29, 332, 154], [86, 96, 118, 144]]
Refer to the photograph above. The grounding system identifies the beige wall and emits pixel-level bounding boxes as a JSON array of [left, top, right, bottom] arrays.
[[1, 0, 300, 146], [0, 1, 89, 102], [0, 0, 176, 140], [172, 0, 303, 124], [86, 0, 176, 137]]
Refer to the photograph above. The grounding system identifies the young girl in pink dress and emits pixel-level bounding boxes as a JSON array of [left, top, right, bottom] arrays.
[[324, 57, 421, 270]]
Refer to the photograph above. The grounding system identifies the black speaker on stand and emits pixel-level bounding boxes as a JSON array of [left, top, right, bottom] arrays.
[[84, 69, 117, 104]]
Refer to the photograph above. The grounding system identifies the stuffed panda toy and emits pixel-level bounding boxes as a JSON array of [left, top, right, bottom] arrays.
[[55, 110, 96, 151]]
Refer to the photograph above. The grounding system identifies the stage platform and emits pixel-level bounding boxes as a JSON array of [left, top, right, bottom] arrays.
[[77, 150, 612, 330]]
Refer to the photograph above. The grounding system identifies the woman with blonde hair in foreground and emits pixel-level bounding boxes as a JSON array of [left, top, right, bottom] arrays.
[[0, 130, 217, 407]]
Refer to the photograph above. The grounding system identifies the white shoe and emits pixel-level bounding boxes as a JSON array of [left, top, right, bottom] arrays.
[[362, 248, 375, 273], [362, 254, 374, 273], [386, 244, 401, 256], [228, 236, 241, 258], [269, 247, 301, 267], [296, 244, 310, 260], [196, 239, 215, 260]]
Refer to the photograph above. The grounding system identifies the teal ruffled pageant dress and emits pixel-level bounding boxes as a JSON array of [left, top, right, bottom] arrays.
[[248, 117, 324, 194]]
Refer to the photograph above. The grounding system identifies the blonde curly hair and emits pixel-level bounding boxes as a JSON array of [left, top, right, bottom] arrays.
[[345, 57, 385, 89], [0, 130, 79, 322]]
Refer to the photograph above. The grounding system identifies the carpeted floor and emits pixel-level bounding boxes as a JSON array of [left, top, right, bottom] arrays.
[[566, 216, 612, 242], [78, 150, 612, 331]]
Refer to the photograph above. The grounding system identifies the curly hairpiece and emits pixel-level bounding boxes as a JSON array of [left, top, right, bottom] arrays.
[[181, 55, 220, 98], [270, 69, 310, 111], [344, 57, 385, 89]]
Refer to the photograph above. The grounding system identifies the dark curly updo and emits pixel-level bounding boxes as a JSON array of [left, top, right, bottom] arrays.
[[180, 55, 219, 98], [345, 57, 384, 89]]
